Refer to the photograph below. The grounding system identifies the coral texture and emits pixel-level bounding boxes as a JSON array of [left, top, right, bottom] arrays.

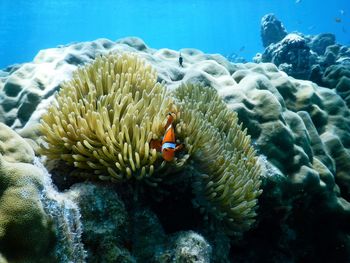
[[262, 33, 312, 79], [35, 158, 86, 263], [256, 14, 350, 103], [321, 64, 350, 107], [64, 183, 134, 262], [260, 13, 287, 48], [0, 123, 55, 263], [227, 62, 350, 262], [0, 123, 86, 262], [3, 36, 350, 261], [154, 231, 212, 263]]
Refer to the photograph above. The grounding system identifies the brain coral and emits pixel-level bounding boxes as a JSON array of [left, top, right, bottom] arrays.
[[40, 52, 179, 183], [40, 52, 263, 234]]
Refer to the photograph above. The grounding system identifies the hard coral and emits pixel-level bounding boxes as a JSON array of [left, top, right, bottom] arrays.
[[0, 123, 55, 263], [40, 53, 176, 182]]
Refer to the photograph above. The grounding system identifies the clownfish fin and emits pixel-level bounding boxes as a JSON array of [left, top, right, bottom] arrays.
[[150, 139, 162, 152]]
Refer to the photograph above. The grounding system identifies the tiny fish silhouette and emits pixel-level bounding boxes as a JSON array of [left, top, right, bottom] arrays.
[[179, 53, 183, 67], [335, 17, 342, 23]]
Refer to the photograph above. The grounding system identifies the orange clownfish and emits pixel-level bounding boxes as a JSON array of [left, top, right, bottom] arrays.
[[150, 113, 184, 161]]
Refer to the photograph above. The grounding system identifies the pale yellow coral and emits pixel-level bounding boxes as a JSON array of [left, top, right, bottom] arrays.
[[40, 53, 176, 182], [174, 84, 262, 234]]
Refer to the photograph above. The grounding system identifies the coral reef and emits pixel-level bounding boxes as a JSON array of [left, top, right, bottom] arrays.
[[64, 183, 215, 263], [35, 158, 86, 263], [260, 13, 287, 48], [262, 33, 312, 79], [227, 62, 350, 262], [153, 231, 212, 263], [320, 64, 350, 107], [0, 123, 55, 263], [310, 33, 336, 56], [64, 183, 134, 262], [309, 40, 350, 99], [1, 37, 350, 262], [256, 14, 350, 106], [131, 207, 213, 263], [0, 122, 85, 262], [0, 38, 141, 129], [39, 52, 263, 235]]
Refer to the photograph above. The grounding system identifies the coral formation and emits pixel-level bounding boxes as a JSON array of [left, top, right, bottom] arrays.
[[35, 158, 86, 263], [256, 14, 350, 104], [2, 36, 350, 262], [320, 64, 350, 107], [65, 183, 215, 263], [64, 183, 133, 262], [260, 13, 287, 48], [310, 33, 336, 56], [0, 123, 55, 263], [154, 231, 212, 263], [0, 38, 141, 130], [227, 62, 350, 262], [0, 122, 86, 262], [40, 52, 263, 235], [131, 207, 213, 263], [261, 33, 312, 79]]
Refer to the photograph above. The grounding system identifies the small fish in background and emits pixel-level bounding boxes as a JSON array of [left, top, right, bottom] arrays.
[[179, 53, 183, 67], [295, 0, 301, 4], [340, 9, 345, 15], [342, 26, 347, 33], [239, 46, 245, 52], [308, 25, 315, 31], [335, 17, 342, 23]]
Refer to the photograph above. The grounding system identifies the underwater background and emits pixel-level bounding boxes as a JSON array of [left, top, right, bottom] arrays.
[[0, 0, 349, 68], [1, 0, 350, 263]]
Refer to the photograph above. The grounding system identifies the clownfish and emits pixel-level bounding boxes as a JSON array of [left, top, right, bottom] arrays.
[[150, 113, 183, 161]]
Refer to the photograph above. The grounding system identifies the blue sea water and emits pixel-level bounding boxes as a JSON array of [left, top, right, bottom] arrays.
[[0, 0, 349, 68]]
